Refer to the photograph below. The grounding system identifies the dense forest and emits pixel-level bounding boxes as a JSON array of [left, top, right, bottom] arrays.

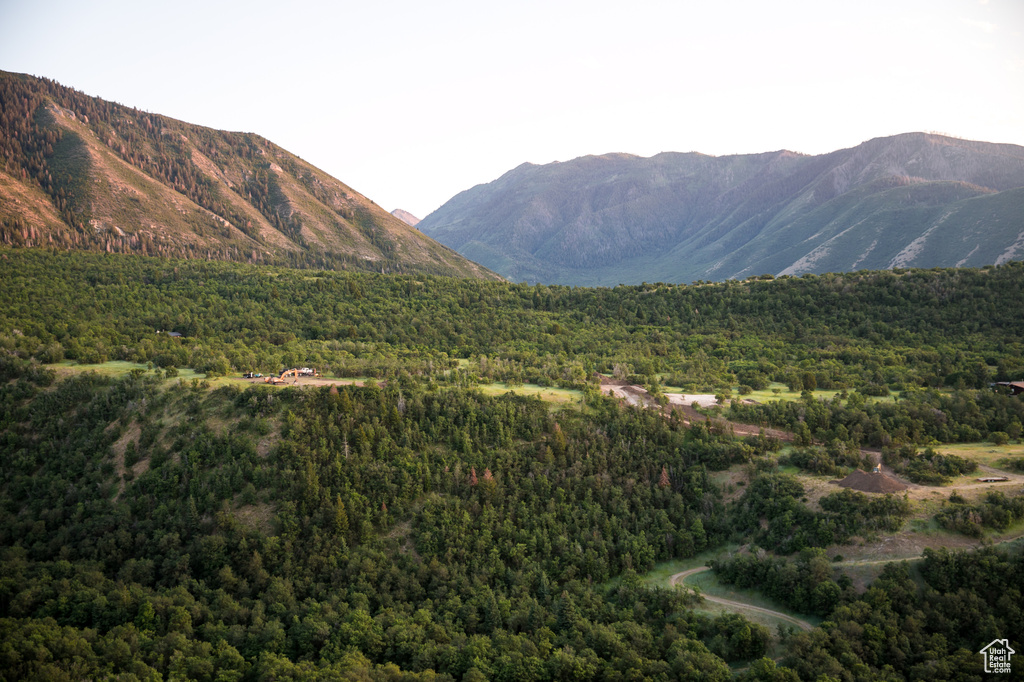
[[3, 248, 1024, 449], [2, 249, 1023, 386], [1, 249, 1023, 679], [0, 363, 768, 679]]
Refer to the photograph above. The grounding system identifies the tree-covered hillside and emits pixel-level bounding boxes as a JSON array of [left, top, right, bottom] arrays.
[[2, 249, 1023, 395], [3, 355, 1019, 679], [1, 250, 1023, 679], [2, 354, 782, 679]]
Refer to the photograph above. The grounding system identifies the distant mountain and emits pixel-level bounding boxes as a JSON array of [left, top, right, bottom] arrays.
[[0, 71, 497, 279], [391, 209, 420, 227], [418, 134, 1024, 284]]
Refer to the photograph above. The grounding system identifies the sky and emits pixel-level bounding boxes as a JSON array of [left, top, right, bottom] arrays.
[[1, 0, 1022, 219]]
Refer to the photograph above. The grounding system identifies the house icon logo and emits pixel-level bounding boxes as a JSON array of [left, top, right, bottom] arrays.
[[980, 639, 1015, 674]]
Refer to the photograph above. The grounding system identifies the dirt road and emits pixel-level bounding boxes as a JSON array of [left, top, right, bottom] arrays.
[[242, 376, 376, 388], [670, 567, 815, 631], [596, 376, 794, 442]]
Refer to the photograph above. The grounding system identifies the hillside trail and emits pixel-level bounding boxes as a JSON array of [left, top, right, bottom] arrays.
[[670, 567, 814, 631]]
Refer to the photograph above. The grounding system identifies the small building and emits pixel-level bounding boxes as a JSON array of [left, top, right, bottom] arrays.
[[977, 476, 1010, 483], [995, 381, 1024, 396]]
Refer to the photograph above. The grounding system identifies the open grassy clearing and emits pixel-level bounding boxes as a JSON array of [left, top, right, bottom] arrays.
[[48, 360, 154, 377], [888, 442, 1024, 505], [829, 513, 1024, 565], [639, 545, 743, 591], [709, 459, 852, 511], [682, 569, 822, 630], [474, 382, 583, 406], [46, 360, 251, 387], [710, 466, 752, 503], [739, 382, 899, 405], [834, 532, 1024, 591], [833, 555, 924, 592], [47, 361, 386, 389], [43, 362, 587, 411], [941, 471, 1024, 492], [705, 451, 1024, 571], [902, 511, 1024, 548], [930, 442, 1024, 468]]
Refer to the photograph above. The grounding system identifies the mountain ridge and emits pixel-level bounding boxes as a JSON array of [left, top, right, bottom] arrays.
[[418, 133, 1024, 284], [391, 208, 420, 227], [0, 70, 498, 279]]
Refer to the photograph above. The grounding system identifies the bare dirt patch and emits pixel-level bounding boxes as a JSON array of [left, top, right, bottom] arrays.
[[242, 376, 375, 389], [386, 520, 421, 559], [829, 529, 988, 566], [256, 431, 278, 458], [796, 475, 850, 512], [711, 466, 753, 503], [673, 402, 794, 442], [597, 377, 651, 407], [834, 469, 908, 493], [666, 393, 719, 408], [597, 376, 792, 441], [235, 502, 275, 535], [865, 461, 1024, 504]]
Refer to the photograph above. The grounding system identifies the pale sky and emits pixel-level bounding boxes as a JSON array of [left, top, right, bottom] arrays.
[[2, 0, 1022, 219]]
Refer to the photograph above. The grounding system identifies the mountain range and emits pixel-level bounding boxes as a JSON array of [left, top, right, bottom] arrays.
[[0, 71, 495, 279], [417, 133, 1024, 285]]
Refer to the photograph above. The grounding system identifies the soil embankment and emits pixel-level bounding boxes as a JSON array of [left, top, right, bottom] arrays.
[[834, 469, 908, 493]]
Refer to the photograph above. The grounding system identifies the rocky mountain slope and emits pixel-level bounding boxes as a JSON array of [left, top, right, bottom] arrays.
[[0, 71, 497, 279], [391, 209, 420, 227], [418, 134, 1024, 284]]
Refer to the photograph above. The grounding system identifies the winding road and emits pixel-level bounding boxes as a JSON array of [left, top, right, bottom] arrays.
[[670, 567, 815, 631]]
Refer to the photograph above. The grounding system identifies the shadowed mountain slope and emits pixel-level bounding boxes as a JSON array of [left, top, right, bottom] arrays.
[[418, 134, 1024, 284]]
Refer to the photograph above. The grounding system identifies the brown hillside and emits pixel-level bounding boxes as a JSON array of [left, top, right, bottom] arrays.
[[0, 70, 498, 279]]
